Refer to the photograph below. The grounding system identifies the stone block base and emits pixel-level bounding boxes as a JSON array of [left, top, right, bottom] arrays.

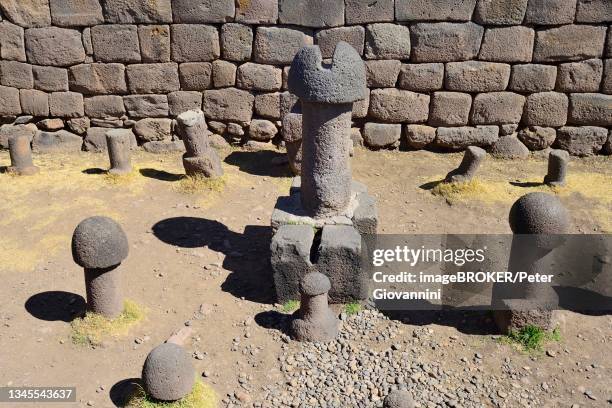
[[493, 299, 557, 334]]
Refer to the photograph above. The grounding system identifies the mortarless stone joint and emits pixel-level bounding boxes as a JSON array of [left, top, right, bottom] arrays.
[[106, 129, 132, 175], [544, 149, 570, 187], [7, 133, 39, 176], [142, 343, 195, 402], [290, 272, 339, 342], [177, 110, 223, 179], [445, 145, 486, 183]]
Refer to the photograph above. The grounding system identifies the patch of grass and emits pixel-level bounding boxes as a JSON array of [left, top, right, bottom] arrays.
[[126, 378, 217, 408], [175, 175, 226, 195], [344, 302, 361, 316], [431, 179, 487, 204], [71, 300, 145, 346], [502, 325, 561, 351], [103, 168, 139, 185], [281, 300, 300, 313]]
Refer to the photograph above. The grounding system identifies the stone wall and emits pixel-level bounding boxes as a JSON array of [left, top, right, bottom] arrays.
[[0, 0, 610, 156]]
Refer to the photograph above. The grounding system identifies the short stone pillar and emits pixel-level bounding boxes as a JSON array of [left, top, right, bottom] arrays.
[[71, 216, 129, 318], [106, 129, 132, 175], [384, 390, 415, 408], [288, 41, 367, 217], [544, 149, 569, 187], [290, 272, 339, 342], [282, 112, 303, 175], [7, 133, 39, 175], [176, 110, 223, 178], [142, 343, 195, 401], [445, 146, 486, 183]]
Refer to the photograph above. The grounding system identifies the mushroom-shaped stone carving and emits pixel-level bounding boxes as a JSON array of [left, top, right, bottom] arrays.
[[71, 216, 129, 318], [142, 343, 195, 401], [384, 390, 415, 408], [543, 149, 569, 187], [106, 129, 132, 175], [7, 133, 39, 176], [177, 110, 223, 178], [290, 272, 339, 342], [509, 192, 569, 236], [445, 146, 486, 183]]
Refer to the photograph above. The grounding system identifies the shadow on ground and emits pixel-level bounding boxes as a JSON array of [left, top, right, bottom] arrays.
[[25, 291, 86, 322], [109, 378, 141, 407], [224, 150, 293, 178], [509, 181, 543, 188], [82, 168, 107, 175], [139, 168, 184, 182], [254, 310, 292, 335]]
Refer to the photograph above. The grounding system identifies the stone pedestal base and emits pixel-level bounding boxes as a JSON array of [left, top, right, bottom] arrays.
[[493, 299, 557, 334]]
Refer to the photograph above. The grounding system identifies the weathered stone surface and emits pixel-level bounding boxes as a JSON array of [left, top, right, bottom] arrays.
[[479, 26, 534, 63], [254, 27, 313, 65], [236, 0, 278, 24], [203, 88, 254, 124], [568, 93, 612, 126], [49, 0, 103, 26], [25, 27, 85, 66], [429, 92, 471, 126], [83, 95, 124, 118], [396, 0, 476, 21], [254, 92, 281, 119], [99, 0, 172, 23], [221, 23, 253, 62], [37, 117, 64, 130], [178, 63, 212, 91], [142, 140, 185, 153], [282, 112, 302, 143], [533, 25, 607, 62], [509, 64, 557, 92], [33, 66, 68, 92], [68, 63, 126, 95], [0, 124, 37, 148], [315, 26, 365, 58], [368, 89, 428, 123], [271, 224, 314, 302], [363, 122, 400, 148], [212, 60, 237, 88], [91, 117, 122, 128], [524, 0, 577, 25], [607, 28, 612, 58], [345, 0, 393, 24], [411, 22, 484, 63], [280, 91, 300, 116], [556, 59, 603, 93], [133, 118, 171, 142], [278, 0, 344, 28], [555, 126, 608, 156], [523, 92, 568, 127], [237, 63, 282, 91], [0, 86, 21, 116], [352, 90, 369, 119], [171, 24, 219, 62], [518, 126, 556, 150], [126, 63, 179, 94], [404, 124, 436, 149], [383, 390, 416, 408], [490, 135, 529, 159], [83, 126, 109, 152], [445, 61, 510, 92], [398, 63, 444, 92], [19, 89, 48, 116], [0, 0, 51, 28], [47, 91, 82, 117], [168, 91, 202, 117], [172, 0, 234, 23], [365, 60, 401, 88], [138, 25, 170, 63], [603, 130, 612, 154], [473, 0, 528, 25], [604, 59, 612, 94], [67, 117, 90, 135], [142, 343, 195, 402], [0, 61, 33, 89], [435, 126, 499, 150], [91, 24, 140, 63], [364, 23, 410, 60], [248, 119, 277, 141], [576, 0, 612, 23], [0, 21, 26, 61], [124, 94, 168, 118], [82, 27, 93, 55], [471, 92, 526, 125], [33, 129, 82, 153]]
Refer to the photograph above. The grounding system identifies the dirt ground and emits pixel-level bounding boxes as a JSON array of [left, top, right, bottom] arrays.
[[0, 146, 610, 407]]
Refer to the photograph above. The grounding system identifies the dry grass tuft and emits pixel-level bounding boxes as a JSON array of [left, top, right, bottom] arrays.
[[125, 379, 217, 408], [175, 174, 226, 195], [71, 300, 145, 346]]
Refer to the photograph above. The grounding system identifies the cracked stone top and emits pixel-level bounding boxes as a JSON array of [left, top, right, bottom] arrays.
[[300, 272, 331, 296], [71, 216, 129, 269], [509, 192, 569, 234], [288, 41, 367, 104], [176, 109, 207, 128]]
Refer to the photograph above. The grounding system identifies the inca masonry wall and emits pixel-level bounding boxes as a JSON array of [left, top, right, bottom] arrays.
[[0, 0, 610, 156]]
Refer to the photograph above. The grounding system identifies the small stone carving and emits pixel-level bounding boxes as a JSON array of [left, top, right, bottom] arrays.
[[445, 146, 486, 183], [176, 110, 223, 178], [142, 343, 195, 401], [291, 272, 339, 342], [543, 149, 569, 187], [106, 129, 132, 175], [7, 133, 39, 176]]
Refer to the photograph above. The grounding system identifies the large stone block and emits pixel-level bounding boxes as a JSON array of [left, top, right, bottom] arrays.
[[445, 61, 510, 92], [364, 23, 410, 60], [123, 94, 168, 118], [555, 126, 608, 156], [236, 0, 278, 24], [479, 26, 534, 63], [0, 0, 51, 28], [576, 0, 612, 23], [171, 25, 219, 63], [365, 60, 401, 88], [25, 27, 85, 66], [404, 124, 436, 149], [99, 0, 172, 23], [19, 89, 48, 116], [83, 95, 124, 118], [473, 0, 528, 25], [607, 28, 612, 58], [471, 92, 526, 125], [248, 119, 277, 141], [49, 0, 103, 26], [178, 63, 212, 91], [0, 21, 26, 61], [518, 126, 556, 150], [236, 63, 282, 91], [68, 63, 127, 95], [534, 25, 607, 62], [345, 0, 393, 24], [126, 63, 179, 94], [398, 63, 444, 92], [133, 118, 171, 142], [33, 66, 68, 92], [254, 92, 281, 119], [172, 0, 234, 23], [212, 60, 236, 88], [91, 24, 140, 63], [509, 64, 557, 92], [523, 92, 568, 127], [429, 92, 471, 126], [0, 85, 23, 115], [568, 93, 612, 126], [524, 0, 577, 25], [435, 126, 499, 150], [363, 122, 401, 148], [203, 88, 254, 124], [49, 91, 83, 117], [396, 0, 477, 21], [220, 23, 253, 62], [33, 130, 82, 153], [278, 0, 344, 28], [0, 61, 33, 89], [167, 91, 202, 117], [352, 89, 369, 119], [410, 22, 484, 63], [138, 25, 170, 63], [369, 88, 430, 123], [315, 26, 365, 58], [603, 59, 612, 94], [556, 59, 603, 93], [253, 26, 312, 65]]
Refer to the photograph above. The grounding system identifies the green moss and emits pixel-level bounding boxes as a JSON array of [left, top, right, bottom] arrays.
[[126, 379, 217, 408], [344, 302, 361, 316], [71, 300, 145, 346], [281, 300, 300, 313], [501, 325, 561, 351]]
